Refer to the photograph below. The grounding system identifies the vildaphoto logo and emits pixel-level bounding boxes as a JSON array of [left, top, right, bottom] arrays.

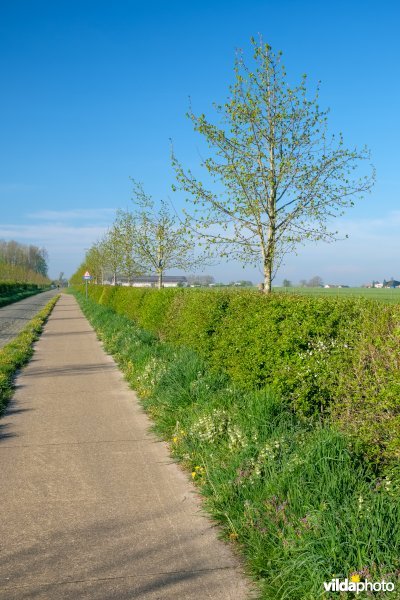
[[323, 575, 395, 594]]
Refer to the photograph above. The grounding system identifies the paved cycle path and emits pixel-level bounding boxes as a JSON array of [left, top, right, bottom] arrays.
[[0, 294, 251, 600]]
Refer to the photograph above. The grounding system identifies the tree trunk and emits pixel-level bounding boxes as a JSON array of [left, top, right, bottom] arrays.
[[263, 220, 275, 294], [263, 259, 273, 293], [157, 241, 163, 289]]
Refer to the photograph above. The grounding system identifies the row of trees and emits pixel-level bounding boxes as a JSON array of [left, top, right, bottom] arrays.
[[71, 182, 207, 288], [283, 276, 323, 288], [75, 38, 374, 293], [186, 276, 254, 287], [0, 240, 49, 284]]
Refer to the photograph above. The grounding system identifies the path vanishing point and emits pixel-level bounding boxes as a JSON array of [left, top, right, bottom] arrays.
[[0, 294, 251, 599]]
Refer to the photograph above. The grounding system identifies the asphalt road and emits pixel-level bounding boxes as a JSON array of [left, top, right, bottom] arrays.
[[0, 293, 251, 600], [0, 289, 59, 349]]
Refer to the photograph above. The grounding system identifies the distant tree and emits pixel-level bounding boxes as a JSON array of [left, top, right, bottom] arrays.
[[102, 225, 125, 285], [0, 239, 49, 283], [186, 274, 215, 286], [125, 181, 209, 289], [299, 279, 307, 287], [308, 275, 323, 287], [236, 280, 254, 287], [32, 247, 48, 277], [84, 243, 107, 284], [172, 38, 374, 294], [282, 278, 292, 287], [114, 210, 143, 283]]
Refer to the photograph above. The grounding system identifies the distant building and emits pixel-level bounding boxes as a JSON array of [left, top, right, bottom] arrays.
[[365, 280, 400, 289], [116, 275, 187, 288], [384, 279, 400, 288]]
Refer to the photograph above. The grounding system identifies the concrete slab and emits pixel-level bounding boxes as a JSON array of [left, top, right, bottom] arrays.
[[0, 294, 253, 600]]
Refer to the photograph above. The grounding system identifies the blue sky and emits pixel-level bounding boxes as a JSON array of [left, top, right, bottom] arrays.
[[0, 0, 399, 284]]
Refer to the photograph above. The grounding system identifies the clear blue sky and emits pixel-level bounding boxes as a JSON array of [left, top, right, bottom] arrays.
[[1, 0, 399, 284]]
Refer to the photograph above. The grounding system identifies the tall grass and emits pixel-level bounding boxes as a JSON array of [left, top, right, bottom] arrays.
[[0, 295, 59, 413], [74, 291, 400, 599]]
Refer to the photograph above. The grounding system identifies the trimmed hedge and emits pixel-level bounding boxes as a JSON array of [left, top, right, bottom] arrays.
[[81, 284, 400, 468], [0, 282, 43, 295], [0, 282, 48, 308]]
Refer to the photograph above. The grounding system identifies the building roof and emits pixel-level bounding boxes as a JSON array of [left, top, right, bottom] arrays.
[[120, 275, 187, 283]]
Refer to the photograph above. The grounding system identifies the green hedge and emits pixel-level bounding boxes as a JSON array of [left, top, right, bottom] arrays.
[[0, 282, 42, 295], [0, 282, 47, 308], [81, 284, 400, 468]]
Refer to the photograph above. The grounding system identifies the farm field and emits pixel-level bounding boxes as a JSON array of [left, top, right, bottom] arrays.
[[133, 285, 400, 304], [275, 286, 400, 303]]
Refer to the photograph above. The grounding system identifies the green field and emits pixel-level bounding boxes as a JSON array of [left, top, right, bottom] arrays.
[[275, 286, 400, 303]]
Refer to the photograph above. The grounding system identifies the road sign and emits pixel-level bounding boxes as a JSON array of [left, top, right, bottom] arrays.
[[83, 271, 91, 299]]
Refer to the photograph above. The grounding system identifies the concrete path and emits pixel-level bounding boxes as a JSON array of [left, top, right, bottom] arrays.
[[0, 294, 251, 600], [0, 289, 59, 349]]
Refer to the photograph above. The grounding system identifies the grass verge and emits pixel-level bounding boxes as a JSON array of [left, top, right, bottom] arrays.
[[73, 291, 400, 599], [0, 295, 59, 414]]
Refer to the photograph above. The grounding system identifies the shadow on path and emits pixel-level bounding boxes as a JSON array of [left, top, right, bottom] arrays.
[[25, 364, 115, 378]]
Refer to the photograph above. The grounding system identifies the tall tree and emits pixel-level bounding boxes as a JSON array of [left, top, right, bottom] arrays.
[[0, 239, 49, 282], [114, 210, 143, 283], [84, 243, 106, 284], [172, 38, 375, 293], [126, 181, 207, 289], [102, 225, 125, 286]]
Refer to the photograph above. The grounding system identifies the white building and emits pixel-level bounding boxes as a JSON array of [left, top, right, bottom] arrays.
[[117, 275, 187, 288]]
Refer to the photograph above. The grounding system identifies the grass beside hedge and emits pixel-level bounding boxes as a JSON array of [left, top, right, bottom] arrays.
[[0, 295, 59, 414], [73, 290, 400, 600], [79, 285, 400, 471]]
